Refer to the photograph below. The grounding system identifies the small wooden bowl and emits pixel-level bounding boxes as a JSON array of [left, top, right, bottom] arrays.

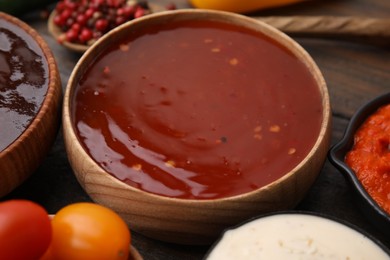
[[63, 10, 331, 245], [47, 10, 88, 53], [47, 4, 166, 53], [0, 12, 62, 197]]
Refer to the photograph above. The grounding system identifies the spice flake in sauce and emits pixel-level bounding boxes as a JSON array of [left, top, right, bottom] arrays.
[[73, 20, 323, 199], [0, 18, 49, 151]]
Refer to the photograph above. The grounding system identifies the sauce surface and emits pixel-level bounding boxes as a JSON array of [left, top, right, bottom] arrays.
[[346, 104, 390, 214], [0, 18, 49, 151], [73, 20, 323, 199]]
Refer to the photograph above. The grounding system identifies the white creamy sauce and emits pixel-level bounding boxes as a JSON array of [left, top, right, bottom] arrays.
[[207, 214, 390, 260]]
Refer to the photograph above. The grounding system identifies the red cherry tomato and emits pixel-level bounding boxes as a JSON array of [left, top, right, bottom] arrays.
[[0, 200, 52, 260], [42, 202, 130, 260]]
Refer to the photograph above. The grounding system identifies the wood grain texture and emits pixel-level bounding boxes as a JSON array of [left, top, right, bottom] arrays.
[[62, 9, 331, 245], [0, 12, 62, 197]]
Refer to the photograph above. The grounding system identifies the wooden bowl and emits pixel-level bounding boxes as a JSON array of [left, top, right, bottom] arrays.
[[0, 12, 62, 197], [329, 92, 390, 237], [63, 9, 331, 245]]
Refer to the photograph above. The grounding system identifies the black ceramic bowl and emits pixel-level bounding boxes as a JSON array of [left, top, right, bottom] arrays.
[[328, 92, 390, 237]]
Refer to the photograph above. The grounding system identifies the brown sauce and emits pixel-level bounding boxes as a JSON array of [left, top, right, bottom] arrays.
[[73, 20, 323, 199], [0, 18, 49, 151]]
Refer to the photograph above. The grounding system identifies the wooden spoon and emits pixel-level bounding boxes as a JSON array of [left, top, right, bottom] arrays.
[[257, 16, 390, 44]]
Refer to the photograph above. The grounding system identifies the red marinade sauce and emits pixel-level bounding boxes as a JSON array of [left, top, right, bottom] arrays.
[[73, 20, 323, 199], [345, 104, 390, 214], [0, 18, 49, 152]]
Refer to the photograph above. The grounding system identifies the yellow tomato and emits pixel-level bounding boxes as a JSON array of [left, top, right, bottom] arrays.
[[189, 0, 306, 13], [42, 202, 130, 260]]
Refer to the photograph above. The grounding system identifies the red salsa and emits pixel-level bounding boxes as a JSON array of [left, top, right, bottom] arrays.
[[73, 20, 323, 199], [346, 104, 390, 214], [0, 18, 49, 152]]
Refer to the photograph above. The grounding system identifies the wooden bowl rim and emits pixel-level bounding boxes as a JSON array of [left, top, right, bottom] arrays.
[[130, 245, 143, 260], [0, 12, 61, 157], [63, 9, 331, 204]]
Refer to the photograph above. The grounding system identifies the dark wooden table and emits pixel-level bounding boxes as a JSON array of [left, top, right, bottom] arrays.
[[3, 0, 390, 259]]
